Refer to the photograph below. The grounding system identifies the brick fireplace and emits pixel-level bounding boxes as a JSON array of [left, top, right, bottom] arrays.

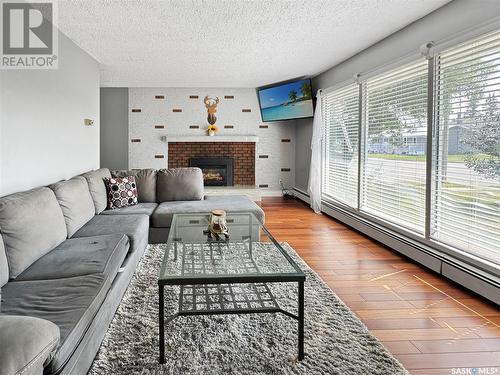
[[167, 142, 255, 186]]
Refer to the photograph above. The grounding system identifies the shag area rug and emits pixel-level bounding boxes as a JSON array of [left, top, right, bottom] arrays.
[[89, 243, 408, 375]]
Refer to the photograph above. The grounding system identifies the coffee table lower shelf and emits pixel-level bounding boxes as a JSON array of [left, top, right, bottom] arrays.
[[158, 280, 305, 363]]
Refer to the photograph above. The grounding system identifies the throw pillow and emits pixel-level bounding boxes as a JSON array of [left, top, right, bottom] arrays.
[[104, 176, 138, 209], [111, 169, 157, 203]]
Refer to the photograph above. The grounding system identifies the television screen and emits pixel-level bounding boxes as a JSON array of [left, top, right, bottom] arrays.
[[257, 79, 314, 122]]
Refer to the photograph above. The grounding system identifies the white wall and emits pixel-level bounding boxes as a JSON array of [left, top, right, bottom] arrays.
[[0, 32, 100, 196], [294, 0, 500, 191], [128, 88, 295, 189]]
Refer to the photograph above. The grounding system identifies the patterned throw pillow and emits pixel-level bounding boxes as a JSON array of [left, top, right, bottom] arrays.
[[104, 176, 138, 209]]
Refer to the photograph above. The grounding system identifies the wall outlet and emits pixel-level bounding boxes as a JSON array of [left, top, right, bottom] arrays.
[[84, 118, 94, 126]]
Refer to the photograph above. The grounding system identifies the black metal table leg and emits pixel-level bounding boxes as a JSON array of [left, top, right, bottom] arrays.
[[298, 281, 304, 360], [159, 284, 165, 364]]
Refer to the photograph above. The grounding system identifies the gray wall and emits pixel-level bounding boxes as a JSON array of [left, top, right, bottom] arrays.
[[294, 117, 312, 192], [294, 0, 500, 191], [100, 88, 129, 170], [0, 32, 100, 196]]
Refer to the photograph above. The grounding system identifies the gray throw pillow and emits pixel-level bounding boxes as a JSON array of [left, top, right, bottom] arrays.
[[157, 168, 204, 202], [0, 188, 67, 278], [81, 168, 111, 214], [50, 176, 95, 238]]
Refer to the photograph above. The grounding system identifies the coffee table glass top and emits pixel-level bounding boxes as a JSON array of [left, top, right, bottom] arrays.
[[159, 212, 305, 284]]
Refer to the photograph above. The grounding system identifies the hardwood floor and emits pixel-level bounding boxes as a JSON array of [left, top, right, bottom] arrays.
[[260, 197, 500, 374]]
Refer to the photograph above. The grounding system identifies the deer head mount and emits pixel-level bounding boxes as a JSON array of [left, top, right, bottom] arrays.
[[204, 96, 219, 125]]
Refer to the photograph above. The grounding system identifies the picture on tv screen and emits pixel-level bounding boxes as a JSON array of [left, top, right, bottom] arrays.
[[257, 79, 314, 122]]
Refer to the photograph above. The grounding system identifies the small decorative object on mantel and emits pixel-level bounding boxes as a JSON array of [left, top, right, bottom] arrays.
[[206, 124, 219, 136], [204, 209, 229, 240]]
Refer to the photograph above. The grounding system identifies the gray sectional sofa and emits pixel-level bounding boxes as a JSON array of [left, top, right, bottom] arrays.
[[0, 167, 264, 375]]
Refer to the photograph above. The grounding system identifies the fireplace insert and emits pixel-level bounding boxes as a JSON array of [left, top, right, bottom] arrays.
[[189, 157, 234, 186]]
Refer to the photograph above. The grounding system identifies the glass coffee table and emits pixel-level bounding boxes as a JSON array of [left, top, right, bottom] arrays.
[[158, 212, 306, 363]]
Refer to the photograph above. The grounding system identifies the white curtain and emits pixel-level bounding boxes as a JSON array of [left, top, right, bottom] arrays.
[[307, 90, 323, 213]]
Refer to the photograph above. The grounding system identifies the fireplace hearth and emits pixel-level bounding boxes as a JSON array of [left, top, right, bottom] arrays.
[[189, 157, 234, 186]]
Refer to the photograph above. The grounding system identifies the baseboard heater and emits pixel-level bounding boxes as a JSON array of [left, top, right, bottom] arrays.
[[293, 188, 500, 306]]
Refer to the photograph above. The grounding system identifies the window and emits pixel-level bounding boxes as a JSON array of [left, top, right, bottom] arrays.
[[319, 28, 500, 271], [361, 60, 428, 233], [432, 30, 500, 265], [322, 83, 359, 207]]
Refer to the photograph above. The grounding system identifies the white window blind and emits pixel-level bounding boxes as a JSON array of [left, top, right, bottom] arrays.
[[322, 83, 359, 207], [432, 29, 500, 265], [361, 60, 428, 233]]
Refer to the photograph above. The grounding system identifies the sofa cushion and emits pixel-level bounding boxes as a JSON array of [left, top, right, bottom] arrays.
[[81, 168, 111, 214], [16, 234, 129, 281], [151, 195, 265, 228], [50, 177, 95, 238], [0, 187, 67, 279], [2, 273, 113, 375], [0, 315, 60, 375], [157, 167, 204, 202], [100, 203, 158, 216], [112, 169, 157, 203], [72, 214, 149, 254], [0, 232, 8, 287]]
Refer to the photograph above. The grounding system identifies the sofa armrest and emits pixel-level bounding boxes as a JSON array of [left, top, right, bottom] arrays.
[[0, 315, 60, 375]]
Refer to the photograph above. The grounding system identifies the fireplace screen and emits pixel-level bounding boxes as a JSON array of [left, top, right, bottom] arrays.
[[189, 157, 234, 186]]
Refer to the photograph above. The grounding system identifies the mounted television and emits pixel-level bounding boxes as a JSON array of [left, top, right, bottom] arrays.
[[257, 78, 314, 122]]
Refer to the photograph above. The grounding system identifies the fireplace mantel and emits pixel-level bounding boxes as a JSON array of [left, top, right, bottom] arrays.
[[166, 135, 258, 143]]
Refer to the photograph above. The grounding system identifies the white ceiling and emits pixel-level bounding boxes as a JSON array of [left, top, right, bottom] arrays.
[[57, 0, 450, 87]]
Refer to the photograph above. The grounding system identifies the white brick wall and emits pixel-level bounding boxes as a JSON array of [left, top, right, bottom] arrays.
[[128, 88, 295, 190]]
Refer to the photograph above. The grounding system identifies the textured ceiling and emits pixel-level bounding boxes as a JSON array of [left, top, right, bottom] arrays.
[[57, 0, 450, 87]]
